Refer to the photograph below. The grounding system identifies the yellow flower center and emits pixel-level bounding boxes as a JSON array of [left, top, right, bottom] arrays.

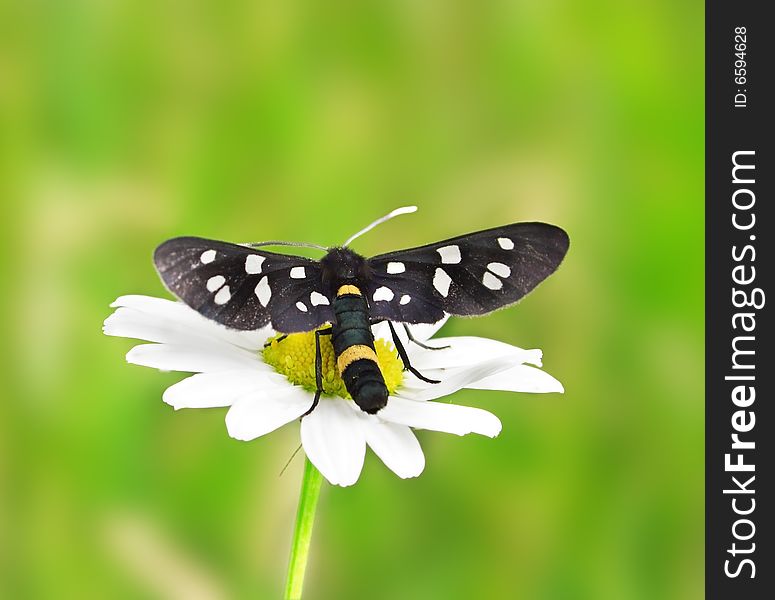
[[262, 327, 404, 398]]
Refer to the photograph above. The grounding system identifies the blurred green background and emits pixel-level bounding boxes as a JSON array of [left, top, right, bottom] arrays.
[[1, 1, 703, 598]]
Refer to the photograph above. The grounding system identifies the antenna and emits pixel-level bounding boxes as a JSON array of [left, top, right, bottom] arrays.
[[242, 240, 328, 252], [342, 205, 418, 247]]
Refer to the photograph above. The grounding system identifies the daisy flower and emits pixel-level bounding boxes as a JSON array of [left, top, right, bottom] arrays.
[[103, 294, 563, 486]]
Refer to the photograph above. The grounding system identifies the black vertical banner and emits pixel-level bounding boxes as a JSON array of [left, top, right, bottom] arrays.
[[707, 1, 773, 598]]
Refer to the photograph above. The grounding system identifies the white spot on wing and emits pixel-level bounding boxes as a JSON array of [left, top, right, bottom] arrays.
[[437, 245, 461, 264], [387, 262, 405, 274], [200, 249, 216, 264], [290, 266, 306, 279], [255, 276, 271, 307], [433, 268, 452, 297], [245, 254, 265, 274], [206, 275, 225, 292], [296, 301, 308, 312], [310, 291, 330, 306], [214, 285, 231, 304], [400, 294, 411, 305], [482, 272, 503, 290], [487, 262, 511, 278], [373, 286, 394, 302], [498, 237, 514, 250]]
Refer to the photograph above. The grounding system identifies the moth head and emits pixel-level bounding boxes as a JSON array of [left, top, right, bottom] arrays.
[[321, 247, 369, 290]]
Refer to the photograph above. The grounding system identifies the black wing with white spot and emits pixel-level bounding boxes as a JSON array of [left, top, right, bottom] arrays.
[[154, 237, 335, 333], [365, 223, 569, 324]]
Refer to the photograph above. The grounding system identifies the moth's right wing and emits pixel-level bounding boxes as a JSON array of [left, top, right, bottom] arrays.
[[365, 223, 569, 324]]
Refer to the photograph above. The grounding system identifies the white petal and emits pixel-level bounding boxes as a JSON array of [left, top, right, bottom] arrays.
[[163, 370, 289, 409], [396, 355, 517, 402], [104, 307, 245, 351], [467, 364, 565, 394], [407, 316, 450, 342], [225, 386, 312, 441], [359, 415, 425, 479], [379, 396, 502, 438], [108, 295, 273, 350], [301, 398, 365, 487], [126, 343, 265, 373], [372, 314, 450, 344], [371, 321, 397, 343], [408, 337, 543, 370]]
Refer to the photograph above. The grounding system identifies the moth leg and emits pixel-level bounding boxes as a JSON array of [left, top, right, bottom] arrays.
[[278, 444, 303, 477], [403, 323, 450, 351], [304, 327, 333, 416], [387, 321, 440, 384], [263, 334, 287, 348]]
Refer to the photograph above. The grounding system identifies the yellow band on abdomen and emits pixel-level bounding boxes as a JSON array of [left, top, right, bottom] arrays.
[[336, 344, 378, 373], [337, 284, 362, 297]]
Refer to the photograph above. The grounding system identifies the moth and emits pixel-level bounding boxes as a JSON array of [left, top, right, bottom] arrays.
[[154, 207, 569, 415]]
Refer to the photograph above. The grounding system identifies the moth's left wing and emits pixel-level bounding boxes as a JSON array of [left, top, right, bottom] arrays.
[[365, 222, 569, 324], [154, 237, 335, 333]]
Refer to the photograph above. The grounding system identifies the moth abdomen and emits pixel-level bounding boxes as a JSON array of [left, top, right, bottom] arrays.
[[341, 359, 388, 414], [331, 284, 389, 414]]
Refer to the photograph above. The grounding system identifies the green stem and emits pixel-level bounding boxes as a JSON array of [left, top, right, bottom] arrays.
[[284, 457, 324, 600]]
